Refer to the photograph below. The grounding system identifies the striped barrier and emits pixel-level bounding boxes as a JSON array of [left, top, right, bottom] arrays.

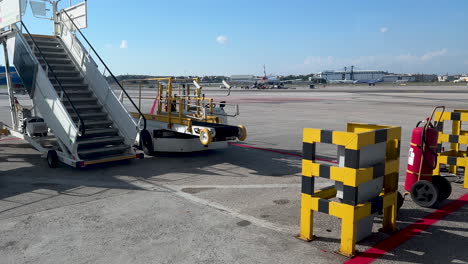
[[434, 110, 468, 189], [299, 123, 401, 257]]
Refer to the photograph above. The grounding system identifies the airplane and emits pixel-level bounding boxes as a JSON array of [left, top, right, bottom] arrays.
[[0, 66, 24, 90], [259, 65, 302, 88], [353, 78, 383, 86], [328, 80, 355, 84], [228, 65, 301, 89]]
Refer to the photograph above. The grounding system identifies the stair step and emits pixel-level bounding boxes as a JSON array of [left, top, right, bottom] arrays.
[[24, 34, 58, 40], [63, 97, 97, 104], [66, 104, 101, 112], [54, 83, 88, 89], [66, 105, 102, 115], [37, 57, 72, 64], [28, 43, 61, 50], [78, 144, 129, 158], [57, 89, 91, 95], [41, 63, 76, 71], [34, 50, 67, 58], [76, 119, 113, 128], [50, 76, 84, 81], [77, 136, 124, 148], [71, 112, 108, 120], [27, 38, 59, 45], [48, 70, 80, 78], [81, 128, 118, 138], [81, 152, 136, 163], [50, 77, 85, 84], [35, 46, 65, 53]]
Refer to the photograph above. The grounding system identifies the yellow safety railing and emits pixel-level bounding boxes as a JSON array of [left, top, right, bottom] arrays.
[[120, 77, 238, 130]]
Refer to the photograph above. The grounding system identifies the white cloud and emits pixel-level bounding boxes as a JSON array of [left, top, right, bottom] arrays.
[[380, 27, 388, 33], [421, 49, 448, 61], [216, 35, 228, 45], [304, 49, 449, 68], [120, 40, 128, 49], [301, 48, 453, 74]]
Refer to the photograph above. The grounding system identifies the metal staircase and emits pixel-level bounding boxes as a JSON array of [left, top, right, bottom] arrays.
[[24, 34, 131, 160], [0, 2, 148, 168]]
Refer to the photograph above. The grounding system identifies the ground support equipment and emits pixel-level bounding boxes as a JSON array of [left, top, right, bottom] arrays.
[[122, 78, 246, 154]]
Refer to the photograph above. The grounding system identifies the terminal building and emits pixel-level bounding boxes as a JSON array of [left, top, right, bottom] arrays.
[[230, 75, 256, 81], [316, 68, 418, 83], [317, 70, 387, 82], [382, 74, 416, 83]]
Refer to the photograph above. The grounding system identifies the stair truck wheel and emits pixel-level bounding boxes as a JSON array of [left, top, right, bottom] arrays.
[[140, 129, 154, 156], [432, 176, 452, 201], [237, 125, 247, 141], [410, 180, 440, 208], [47, 150, 58, 168], [199, 128, 212, 146]]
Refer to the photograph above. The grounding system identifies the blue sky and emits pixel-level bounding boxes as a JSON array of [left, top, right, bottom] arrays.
[[7, 0, 468, 75]]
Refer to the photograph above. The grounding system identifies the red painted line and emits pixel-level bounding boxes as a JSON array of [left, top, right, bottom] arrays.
[[228, 142, 337, 163], [0, 137, 20, 142], [344, 193, 468, 264]]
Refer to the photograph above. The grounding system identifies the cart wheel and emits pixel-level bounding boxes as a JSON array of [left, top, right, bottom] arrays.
[[140, 129, 154, 156], [397, 191, 404, 211], [199, 128, 212, 145], [432, 176, 452, 201], [237, 125, 247, 141], [410, 180, 439, 208], [47, 150, 58, 168]]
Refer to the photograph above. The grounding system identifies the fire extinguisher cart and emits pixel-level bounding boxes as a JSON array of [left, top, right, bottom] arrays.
[[405, 106, 452, 208]]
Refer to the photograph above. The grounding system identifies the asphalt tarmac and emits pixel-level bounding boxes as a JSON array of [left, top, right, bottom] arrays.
[[0, 84, 467, 264]]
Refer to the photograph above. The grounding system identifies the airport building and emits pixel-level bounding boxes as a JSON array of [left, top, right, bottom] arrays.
[[438, 75, 457, 82], [382, 74, 416, 83], [317, 70, 387, 81], [230, 75, 256, 81]]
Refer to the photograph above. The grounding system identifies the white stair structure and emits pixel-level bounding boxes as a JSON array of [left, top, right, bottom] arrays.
[[1, 3, 147, 168]]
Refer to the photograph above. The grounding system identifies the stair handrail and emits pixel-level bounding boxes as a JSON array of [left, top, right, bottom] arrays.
[[20, 21, 86, 136], [61, 10, 147, 131]]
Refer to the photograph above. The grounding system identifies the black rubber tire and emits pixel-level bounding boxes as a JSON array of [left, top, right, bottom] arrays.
[[397, 191, 404, 211], [410, 180, 439, 208], [432, 176, 452, 201], [47, 150, 58, 168], [42, 132, 48, 137], [140, 129, 154, 156]]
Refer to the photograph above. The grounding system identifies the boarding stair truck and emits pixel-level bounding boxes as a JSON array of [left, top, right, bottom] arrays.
[[121, 78, 247, 154], [0, 1, 148, 168]]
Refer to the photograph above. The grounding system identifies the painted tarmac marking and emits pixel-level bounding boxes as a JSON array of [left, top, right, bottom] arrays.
[[229, 142, 337, 163], [166, 184, 304, 189], [170, 185, 297, 234], [344, 193, 468, 264], [0, 137, 20, 142]]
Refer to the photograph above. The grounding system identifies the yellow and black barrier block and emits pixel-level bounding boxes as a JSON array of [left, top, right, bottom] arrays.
[[434, 110, 468, 189], [299, 123, 401, 257]]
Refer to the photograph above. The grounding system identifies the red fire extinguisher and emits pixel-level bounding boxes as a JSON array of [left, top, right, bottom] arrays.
[[405, 106, 451, 207], [404, 120, 439, 190]]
